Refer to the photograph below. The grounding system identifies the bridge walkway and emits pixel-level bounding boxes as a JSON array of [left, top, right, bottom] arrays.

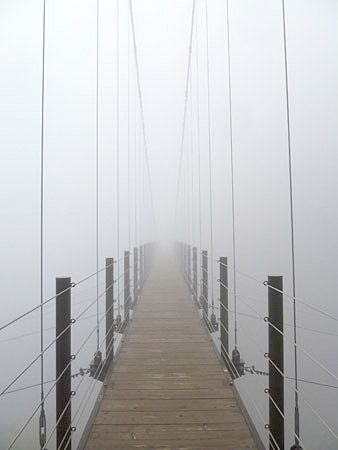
[[84, 256, 257, 449]]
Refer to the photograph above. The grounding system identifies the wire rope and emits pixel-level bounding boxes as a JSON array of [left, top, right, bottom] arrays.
[[116, 0, 121, 317], [95, 0, 100, 353], [204, 0, 215, 313], [224, 0, 238, 347], [174, 0, 196, 228], [39, 1, 47, 446], [280, 0, 300, 443]]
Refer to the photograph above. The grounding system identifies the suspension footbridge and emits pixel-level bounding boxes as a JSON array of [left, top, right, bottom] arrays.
[[1, 0, 338, 449]]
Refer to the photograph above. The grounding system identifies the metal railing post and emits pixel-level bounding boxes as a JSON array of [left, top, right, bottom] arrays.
[[124, 251, 130, 328], [105, 258, 114, 368], [220, 257, 233, 376], [134, 247, 138, 306], [193, 247, 198, 304], [268, 275, 284, 450], [140, 245, 144, 294], [187, 245, 191, 292], [56, 277, 72, 450], [201, 250, 208, 318]]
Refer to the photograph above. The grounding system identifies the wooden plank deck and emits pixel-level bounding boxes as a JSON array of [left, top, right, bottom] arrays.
[[85, 256, 257, 449]]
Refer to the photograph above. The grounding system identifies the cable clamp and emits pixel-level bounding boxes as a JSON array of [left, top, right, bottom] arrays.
[[71, 354, 76, 361], [264, 424, 270, 430], [70, 282, 76, 288], [263, 280, 269, 286], [264, 388, 270, 394], [70, 318, 76, 324], [264, 352, 269, 358], [263, 316, 269, 322], [71, 426, 77, 432], [39, 407, 47, 448]]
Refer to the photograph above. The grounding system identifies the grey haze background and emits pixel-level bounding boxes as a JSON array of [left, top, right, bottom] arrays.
[[1, 0, 338, 449]]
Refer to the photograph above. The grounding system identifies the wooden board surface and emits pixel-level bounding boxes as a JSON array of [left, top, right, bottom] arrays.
[[85, 256, 257, 450]]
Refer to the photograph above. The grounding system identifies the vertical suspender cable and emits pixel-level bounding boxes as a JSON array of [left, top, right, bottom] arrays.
[[139, 109, 142, 246], [127, 4, 131, 252], [281, 0, 300, 446], [95, 0, 100, 350], [144, 138, 146, 243], [129, 0, 156, 235], [116, 0, 120, 316], [134, 71, 138, 248], [190, 71, 195, 247], [186, 105, 190, 247], [39, 1, 47, 447], [205, 0, 215, 311], [225, 0, 238, 347], [195, 1, 203, 281], [174, 0, 196, 242]]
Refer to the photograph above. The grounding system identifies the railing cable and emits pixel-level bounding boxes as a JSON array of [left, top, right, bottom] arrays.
[[217, 259, 338, 323], [218, 299, 338, 442]]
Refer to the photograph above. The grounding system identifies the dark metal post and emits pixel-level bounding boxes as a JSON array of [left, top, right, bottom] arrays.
[[193, 247, 198, 304], [140, 245, 144, 294], [181, 242, 185, 275], [56, 277, 72, 450], [187, 245, 191, 292], [134, 247, 138, 306], [124, 251, 130, 327], [105, 258, 114, 368], [268, 276, 284, 450], [220, 257, 233, 377], [201, 251, 208, 318], [145, 243, 148, 281]]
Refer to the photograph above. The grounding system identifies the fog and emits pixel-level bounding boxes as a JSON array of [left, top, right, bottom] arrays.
[[1, 0, 338, 449]]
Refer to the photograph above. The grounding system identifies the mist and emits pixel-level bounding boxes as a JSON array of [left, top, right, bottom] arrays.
[[1, 0, 338, 449]]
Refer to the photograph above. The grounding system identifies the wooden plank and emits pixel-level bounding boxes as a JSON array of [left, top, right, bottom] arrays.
[[100, 398, 235, 412], [94, 409, 246, 425], [90, 423, 254, 433], [112, 365, 224, 374], [102, 389, 232, 400], [108, 379, 229, 390], [86, 439, 256, 450], [109, 372, 226, 381]]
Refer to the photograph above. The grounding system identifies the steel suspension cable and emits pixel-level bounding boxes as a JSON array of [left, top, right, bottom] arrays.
[[134, 70, 138, 248], [127, 4, 131, 252], [174, 0, 196, 228], [186, 112, 190, 246], [195, 0, 203, 283], [129, 0, 156, 231], [225, 0, 238, 347], [205, 0, 215, 312], [190, 70, 195, 246], [95, 0, 100, 351], [281, 0, 300, 444], [116, 0, 121, 317], [39, 0, 47, 446]]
